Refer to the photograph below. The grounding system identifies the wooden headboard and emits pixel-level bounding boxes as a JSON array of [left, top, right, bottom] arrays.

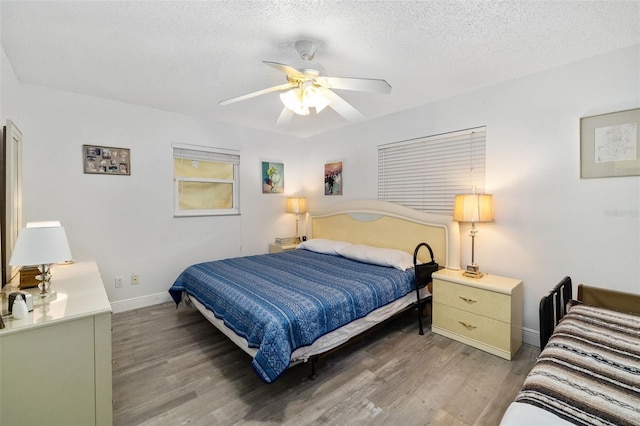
[[308, 200, 460, 269]]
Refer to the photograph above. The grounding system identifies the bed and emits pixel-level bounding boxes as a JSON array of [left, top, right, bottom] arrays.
[[500, 277, 640, 425], [168, 200, 460, 383]]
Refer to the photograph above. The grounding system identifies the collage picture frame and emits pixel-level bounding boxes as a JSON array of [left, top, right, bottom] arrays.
[[83, 145, 131, 175]]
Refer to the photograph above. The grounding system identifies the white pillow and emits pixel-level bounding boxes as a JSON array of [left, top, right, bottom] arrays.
[[297, 238, 352, 255], [337, 244, 414, 271]]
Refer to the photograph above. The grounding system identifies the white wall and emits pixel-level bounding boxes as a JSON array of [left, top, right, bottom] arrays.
[[3, 43, 639, 340], [1, 47, 21, 124], [303, 44, 640, 340], [9, 78, 303, 307], [0, 47, 23, 283]]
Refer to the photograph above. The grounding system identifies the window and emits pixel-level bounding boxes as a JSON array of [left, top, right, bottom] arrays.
[[173, 143, 240, 217], [378, 127, 486, 215]]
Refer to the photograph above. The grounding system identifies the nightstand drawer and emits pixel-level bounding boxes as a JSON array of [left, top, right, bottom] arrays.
[[433, 279, 511, 322], [432, 303, 511, 351]]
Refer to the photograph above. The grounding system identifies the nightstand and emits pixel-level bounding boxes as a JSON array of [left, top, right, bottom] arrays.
[[431, 269, 523, 360], [269, 243, 298, 253]]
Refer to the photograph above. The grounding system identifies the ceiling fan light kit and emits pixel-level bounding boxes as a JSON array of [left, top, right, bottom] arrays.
[[219, 40, 391, 124], [280, 89, 309, 115], [280, 81, 331, 116]]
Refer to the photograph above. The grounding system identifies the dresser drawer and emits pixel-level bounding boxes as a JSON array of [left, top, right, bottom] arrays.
[[432, 302, 511, 351], [433, 279, 511, 322]]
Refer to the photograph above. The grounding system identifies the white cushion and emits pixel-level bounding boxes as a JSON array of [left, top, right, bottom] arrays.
[[337, 244, 414, 271], [297, 238, 352, 255]]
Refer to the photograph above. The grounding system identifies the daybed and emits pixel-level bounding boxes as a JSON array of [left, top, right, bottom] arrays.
[[168, 200, 460, 383], [500, 276, 640, 425]]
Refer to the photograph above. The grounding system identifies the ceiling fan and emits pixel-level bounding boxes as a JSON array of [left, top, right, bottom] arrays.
[[219, 40, 392, 125]]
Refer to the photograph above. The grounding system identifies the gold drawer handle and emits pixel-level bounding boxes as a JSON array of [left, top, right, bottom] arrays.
[[458, 321, 477, 330], [459, 296, 477, 304]]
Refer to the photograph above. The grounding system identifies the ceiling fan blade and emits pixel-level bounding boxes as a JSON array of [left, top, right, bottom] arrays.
[[276, 107, 294, 126], [219, 82, 296, 106], [263, 61, 306, 79], [316, 76, 391, 94], [319, 88, 365, 122]]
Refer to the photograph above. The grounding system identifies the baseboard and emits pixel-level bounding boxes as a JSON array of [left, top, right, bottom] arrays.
[[522, 326, 540, 348], [110, 292, 173, 314]]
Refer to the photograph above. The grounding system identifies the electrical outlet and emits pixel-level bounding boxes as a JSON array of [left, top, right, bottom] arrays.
[[131, 274, 140, 285], [115, 276, 124, 288]]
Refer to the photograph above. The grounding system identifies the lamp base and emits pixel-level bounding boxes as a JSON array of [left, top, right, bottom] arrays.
[[463, 264, 485, 279], [36, 264, 57, 300], [34, 289, 57, 302]]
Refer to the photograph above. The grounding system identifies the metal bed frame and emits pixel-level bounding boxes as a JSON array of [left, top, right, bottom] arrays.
[[538, 276, 572, 349]]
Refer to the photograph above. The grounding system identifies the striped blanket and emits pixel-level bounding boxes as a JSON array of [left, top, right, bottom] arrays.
[[516, 304, 640, 425], [169, 249, 415, 383]]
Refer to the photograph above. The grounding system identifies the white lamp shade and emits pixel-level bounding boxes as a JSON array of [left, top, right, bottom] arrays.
[[453, 194, 494, 223], [280, 89, 310, 115], [280, 83, 331, 116], [286, 197, 308, 214], [26, 220, 62, 228], [307, 89, 330, 112], [301, 82, 330, 112], [9, 226, 73, 266]]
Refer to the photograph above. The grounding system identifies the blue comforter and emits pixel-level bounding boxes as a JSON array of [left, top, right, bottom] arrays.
[[168, 249, 415, 383]]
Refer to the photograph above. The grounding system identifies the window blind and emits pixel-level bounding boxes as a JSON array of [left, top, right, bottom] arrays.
[[173, 143, 240, 165], [378, 127, 486, 215], [172, 143, 240, 217]]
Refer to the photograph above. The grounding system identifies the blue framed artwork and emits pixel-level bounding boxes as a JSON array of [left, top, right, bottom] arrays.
[[262, 161, 284, 193]]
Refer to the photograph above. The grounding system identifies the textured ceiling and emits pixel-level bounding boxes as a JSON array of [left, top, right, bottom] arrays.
[[1, 1, 639, 138]]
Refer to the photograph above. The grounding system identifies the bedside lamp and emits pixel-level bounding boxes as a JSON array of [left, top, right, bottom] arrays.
[[453, 194, 494, 278], [286, 196, 307, 244], [9, 221, 73, 299]]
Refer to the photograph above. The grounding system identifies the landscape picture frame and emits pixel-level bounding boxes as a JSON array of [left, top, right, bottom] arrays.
[[580, 108, 640, 178]]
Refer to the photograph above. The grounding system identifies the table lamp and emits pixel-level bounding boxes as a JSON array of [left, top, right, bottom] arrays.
[[453, 194, 494, 278], [9, 221, 72, 299], [286, 196, 307, 244]]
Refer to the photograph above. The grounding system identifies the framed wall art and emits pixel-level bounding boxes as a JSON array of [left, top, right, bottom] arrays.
[[83, 145, 130, 175], [262, 161, 284, 193], [580, 108, 640, 178], [324, 162, 343, 195]]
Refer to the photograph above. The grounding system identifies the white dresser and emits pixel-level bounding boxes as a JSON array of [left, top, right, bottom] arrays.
[[432, 269, 523, 360], [0, 260, 112, 425]]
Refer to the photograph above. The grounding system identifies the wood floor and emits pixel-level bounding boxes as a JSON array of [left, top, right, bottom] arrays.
[[112, 302, 538, 426]]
